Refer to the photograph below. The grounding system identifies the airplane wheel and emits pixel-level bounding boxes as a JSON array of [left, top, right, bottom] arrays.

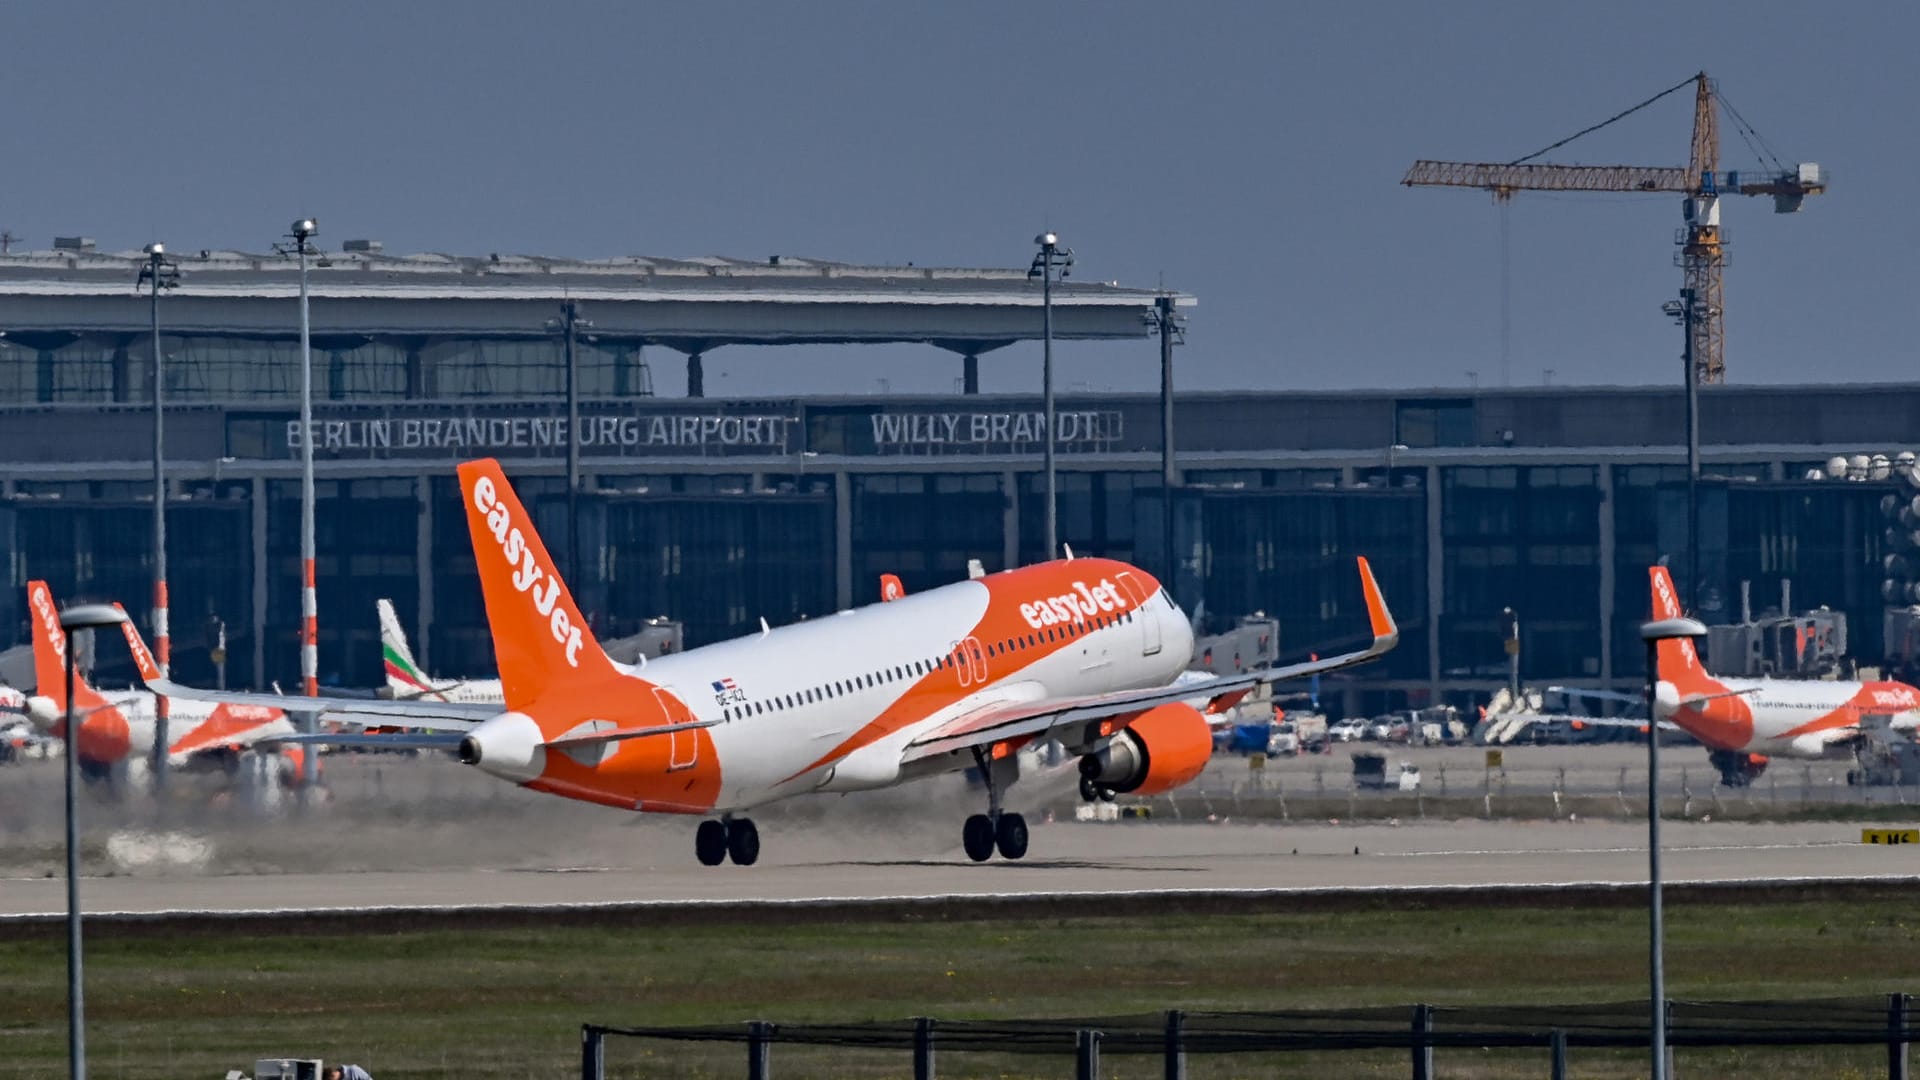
[[962, 813, 996, 862], [1078, 775, 1099, 803], [726, 818, 760, 866], [1097, 785, 1118, 803], [695, 820, 728, 866], [995, 812, 1029, 860]]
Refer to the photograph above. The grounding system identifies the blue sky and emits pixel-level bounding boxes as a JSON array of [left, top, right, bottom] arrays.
[[3, 1, 1909, 396]]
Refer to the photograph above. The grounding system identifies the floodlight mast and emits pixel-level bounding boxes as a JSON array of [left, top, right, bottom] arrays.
[[288, 217, 320, 788], [1028, 233, 1073, 561], [138, 243, 178, 792]]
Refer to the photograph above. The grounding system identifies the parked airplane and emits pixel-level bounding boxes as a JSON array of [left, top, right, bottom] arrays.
[[23, 581, 299, 782], [1559, 566, 1920, 786], [143, 457, 1399, 865], [378, 598, 502, 704]]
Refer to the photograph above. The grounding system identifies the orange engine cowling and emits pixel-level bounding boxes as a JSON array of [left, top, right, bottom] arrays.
[[1079, 703, 1212, 795]]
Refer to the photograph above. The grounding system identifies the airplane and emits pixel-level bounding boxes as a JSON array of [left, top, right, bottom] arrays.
[[378, 598, 502, 704], [141, 457, 1400, 866], [1556, 565, 1920, 787], [22, 581, 303, 784]]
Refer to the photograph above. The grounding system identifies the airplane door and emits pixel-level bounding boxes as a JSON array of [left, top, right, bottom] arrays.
[[652, 687, 699, 771], [1115, 572, 1163, 657]]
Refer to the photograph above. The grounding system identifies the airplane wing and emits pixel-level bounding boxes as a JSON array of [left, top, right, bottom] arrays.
[[141, 678, 498, 728], [263, 731, 470, 750], [901, 557, 1397, 765]]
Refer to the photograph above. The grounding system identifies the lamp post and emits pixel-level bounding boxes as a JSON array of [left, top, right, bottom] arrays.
[[1028, 233, 1073, 561], [58, 602, 131, 1080], [137, 244, 178, 792], [286, 218, 321, 787], [1144, 296, 1185, 587], [1501, 606, 1520, 701], [1640, 614, 1707, 1080], [545, 301, 593, 588], [1663, 290, 1703, 613]]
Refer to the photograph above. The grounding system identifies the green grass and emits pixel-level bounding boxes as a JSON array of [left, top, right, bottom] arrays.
[[1, 901, 1914, 1078]]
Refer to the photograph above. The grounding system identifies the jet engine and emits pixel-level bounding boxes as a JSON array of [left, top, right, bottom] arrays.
[[1079, 703, 1213, 796]]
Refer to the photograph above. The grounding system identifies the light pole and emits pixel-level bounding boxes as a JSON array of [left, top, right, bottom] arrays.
[[1501, 606, 1520, 701], [1641, 614, 1707, 1080], [1663, 289, 1703, 613], [1144, 295, 1185, 588], [137, 243, 178, 792], [545, 301, 593, 589], [58, 602, 130, 1080], [285, 218, 321, 787], [1028, 233, 1073, 561]]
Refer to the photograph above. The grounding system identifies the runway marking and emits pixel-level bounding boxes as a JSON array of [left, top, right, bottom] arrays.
[[1381, 841, 1862, 857]]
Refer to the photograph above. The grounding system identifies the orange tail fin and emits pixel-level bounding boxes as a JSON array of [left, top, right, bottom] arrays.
[[457, 458, 619, 709], [113, 603, 164, 683], [1648, 566, 1712, 689], [26, 580, 109, 710]]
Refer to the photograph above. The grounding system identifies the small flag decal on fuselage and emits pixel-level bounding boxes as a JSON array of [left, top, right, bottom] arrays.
[[712, 677, 745, 707]]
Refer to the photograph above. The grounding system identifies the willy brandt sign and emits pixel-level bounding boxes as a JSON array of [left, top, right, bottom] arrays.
[[225, 403, 1131, 461]]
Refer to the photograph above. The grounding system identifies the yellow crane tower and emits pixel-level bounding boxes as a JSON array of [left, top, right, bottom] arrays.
[[1403, 72, 1826, 384]]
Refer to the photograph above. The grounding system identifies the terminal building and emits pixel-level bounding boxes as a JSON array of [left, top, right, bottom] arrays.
[[0, 239, 1910, 714]]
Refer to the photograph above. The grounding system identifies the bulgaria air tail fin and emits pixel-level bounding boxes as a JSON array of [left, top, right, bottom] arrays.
[[457, 458, 619, 709], [1648, 565, 1713, 688], [378, 598, 441, 698]]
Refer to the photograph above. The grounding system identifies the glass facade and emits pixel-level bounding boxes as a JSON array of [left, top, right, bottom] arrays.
[[0, 464, 1905, 706], [0, 335, 653, 405]]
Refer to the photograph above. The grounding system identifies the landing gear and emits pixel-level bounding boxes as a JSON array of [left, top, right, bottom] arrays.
[[726, 818, 760, 866], [995, 812, 1029, 859], [963, 814, 996, 862], [1078, 775, 1117, 803], [1709, 749, 1768, 788], [695, 817, 760, 866], [695, 819, 728, 866], [962, 747, 1029, 861]]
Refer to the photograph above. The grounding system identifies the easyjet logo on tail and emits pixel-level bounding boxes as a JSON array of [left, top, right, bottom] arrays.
[[471, 474, 584, 667], [30, 583, 63, 662]]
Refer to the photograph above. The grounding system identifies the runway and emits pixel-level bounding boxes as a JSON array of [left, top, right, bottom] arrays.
[[2, 816, 1915, 919], [1, 753, 1915, 920]]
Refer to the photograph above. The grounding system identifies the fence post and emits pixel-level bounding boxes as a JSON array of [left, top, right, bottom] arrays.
[[1890, 992, 1910, 1080], [1075, 1029, 1102, 1080], [1549, 1028, 1567, 1080], [579, 1026, 604, 1080], [747, 1021, 773, 1080], [913, 1016, 935, 1080], [1164, 1009, 1186, 1080], [1411, 1003, 1434, 1080]]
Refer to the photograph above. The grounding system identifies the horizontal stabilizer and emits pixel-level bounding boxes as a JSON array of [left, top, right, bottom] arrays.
[[543, 717, 721, 749], [265, 731, 469, 750]]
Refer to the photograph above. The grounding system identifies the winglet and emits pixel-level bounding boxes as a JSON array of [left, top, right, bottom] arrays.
[[1356, 556, 1399, 652], [112, 603, 164, 683]]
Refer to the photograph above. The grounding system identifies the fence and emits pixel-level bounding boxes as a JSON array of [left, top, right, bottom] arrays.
[[583, 994, 1913, 1079]]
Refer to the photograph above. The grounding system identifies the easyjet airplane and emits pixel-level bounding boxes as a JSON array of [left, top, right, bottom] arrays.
[[1562, 566, 1920, 787], [142, 457, 1399, 866], [22, 581, 300, 782]]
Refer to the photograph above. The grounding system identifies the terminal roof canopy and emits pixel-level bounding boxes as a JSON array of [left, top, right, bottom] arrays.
[[0, 246, 1195, 352]]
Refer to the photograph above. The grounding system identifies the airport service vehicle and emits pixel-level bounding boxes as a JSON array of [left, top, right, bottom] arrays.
[[1560, 566, 1920, 786], [23, 583, 299, 781], [141, 458, 1398, 866]]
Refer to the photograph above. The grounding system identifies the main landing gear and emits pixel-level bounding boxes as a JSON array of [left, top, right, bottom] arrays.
[[1078, 774, 1118, 804], [962, 747, 1028, 862], [695, 817, 759, 866]]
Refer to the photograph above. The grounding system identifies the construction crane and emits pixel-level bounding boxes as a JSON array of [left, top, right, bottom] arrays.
[[1404, 72, 1826, 384]]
